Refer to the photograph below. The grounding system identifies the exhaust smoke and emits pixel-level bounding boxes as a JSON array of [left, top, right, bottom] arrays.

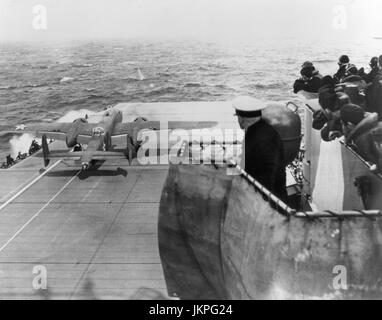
[[9, 133, 40, 157]]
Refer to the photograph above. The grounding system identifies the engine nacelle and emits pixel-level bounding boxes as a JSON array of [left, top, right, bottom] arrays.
[[66, 117, 89, 147], [66, 135, 78, 148]]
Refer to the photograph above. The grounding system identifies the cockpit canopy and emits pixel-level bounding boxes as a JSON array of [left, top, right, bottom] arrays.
[[73, 118, 88, 123]]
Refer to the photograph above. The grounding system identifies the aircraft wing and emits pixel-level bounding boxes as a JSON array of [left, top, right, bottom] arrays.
[[5, 123, 71, 141], [15, 123, 72, 136], [166, 121, 218, 130], [111, 121, 218, 145], [15, 122, 98, 143], [113, 121, 217, 135]]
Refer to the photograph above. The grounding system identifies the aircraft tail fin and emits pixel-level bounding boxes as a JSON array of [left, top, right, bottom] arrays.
[[41, 134, 50, 167], [126, 135, 134, 165]]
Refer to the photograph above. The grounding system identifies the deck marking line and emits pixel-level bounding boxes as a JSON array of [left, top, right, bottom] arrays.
[[0, 160, 62, 212], [69, 172, 142, 299], [81, 178, 101, 202], [0, 169, 79, 253], [0, 173, 40, 203]]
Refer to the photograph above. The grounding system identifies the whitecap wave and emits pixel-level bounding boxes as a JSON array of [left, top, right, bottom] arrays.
[[137, 67, 145, 81], [60, 77, 74, 83], [73, 63, 93, 68], [0, 85, 16, 90]]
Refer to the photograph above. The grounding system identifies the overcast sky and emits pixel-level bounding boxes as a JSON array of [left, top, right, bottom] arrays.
[[0, 0, 381, 42]]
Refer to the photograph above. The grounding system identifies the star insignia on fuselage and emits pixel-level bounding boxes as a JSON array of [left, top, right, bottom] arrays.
[[15, 124, 26, 131]]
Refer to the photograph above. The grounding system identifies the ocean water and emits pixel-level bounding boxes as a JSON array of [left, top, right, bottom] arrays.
[[0, 37, 381, 160]]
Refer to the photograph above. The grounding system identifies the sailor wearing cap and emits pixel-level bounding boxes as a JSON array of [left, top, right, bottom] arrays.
[[334, 55, 358, 83], [232, 96, 288, 202]]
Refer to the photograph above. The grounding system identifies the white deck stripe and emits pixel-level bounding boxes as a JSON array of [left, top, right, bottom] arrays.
[[0, 160, 62, 212], [0, 173, 40, 202], [0, 170, 80, 253], [81, 178, 101, 202]]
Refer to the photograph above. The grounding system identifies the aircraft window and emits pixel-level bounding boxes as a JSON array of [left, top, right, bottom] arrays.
[[92, 127, 105, 137]]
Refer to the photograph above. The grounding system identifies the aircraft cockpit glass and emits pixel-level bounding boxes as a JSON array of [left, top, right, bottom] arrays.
[[92, 127, 105, 137], [73, 118, 88, 123]]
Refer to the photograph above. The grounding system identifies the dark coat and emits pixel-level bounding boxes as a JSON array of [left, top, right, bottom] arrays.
[[365, 77, 382, 120], [334, 64, 358, 83], [363, 67, 380, 84], [293, 75, 322, 94], [318, 84, 337, 111], [312, 109, 329, 130], [244, 119, 288, 202]]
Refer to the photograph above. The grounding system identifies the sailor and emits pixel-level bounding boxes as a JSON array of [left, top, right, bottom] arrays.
[[319, 114, 343, 142], [318, 75, 337, 111], [319, 102, 381, 171], [333, 55, 358, 83], [372, 55, 382, 82], [340, 103, 381, 171], [293, 63, 322, 94], [232, 96, 288, 202], [362, 57, 380, 84], [341, 103, 379, 143], [378, 55, 382, 80], [29, 139, 38, 155], [301, 61, 323, 75], [301, 61, 313, 69], [33, 139, 40, 150], [6, 154, 14, 166], [365, 69, 382, 119]]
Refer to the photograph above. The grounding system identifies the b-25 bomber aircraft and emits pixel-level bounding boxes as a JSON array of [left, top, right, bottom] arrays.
[[10, 108, 216, 171]]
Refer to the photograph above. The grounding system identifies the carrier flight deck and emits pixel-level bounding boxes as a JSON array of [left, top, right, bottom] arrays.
[[0, 101, 237, 299]]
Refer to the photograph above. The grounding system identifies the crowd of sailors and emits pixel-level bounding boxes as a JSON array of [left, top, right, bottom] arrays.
[[0, 139, 41, 169], [293, 55, 382, 172]]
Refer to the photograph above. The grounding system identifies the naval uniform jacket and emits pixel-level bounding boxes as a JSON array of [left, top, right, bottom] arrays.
[[365, 75, 382, 120], [244, 119, 288, 202], [293, 75, 322, 94]]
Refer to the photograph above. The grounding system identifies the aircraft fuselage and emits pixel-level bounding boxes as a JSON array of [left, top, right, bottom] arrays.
[[65, 109, 122, 149], [64, 109, 123, 170], [87, 108, 123, 152]]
